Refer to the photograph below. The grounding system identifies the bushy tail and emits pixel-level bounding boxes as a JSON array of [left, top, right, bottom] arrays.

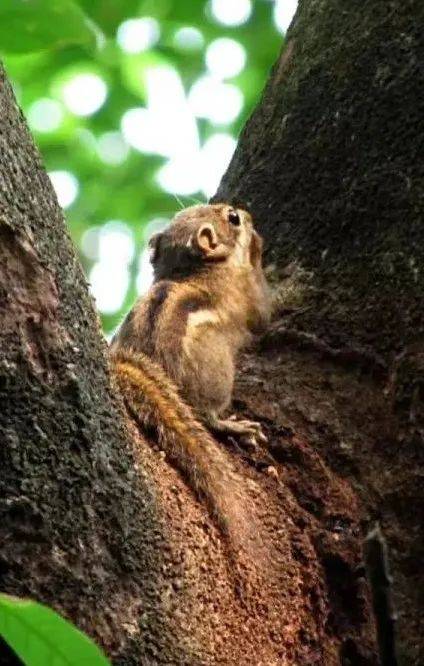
[[111, 349, 243, 537]]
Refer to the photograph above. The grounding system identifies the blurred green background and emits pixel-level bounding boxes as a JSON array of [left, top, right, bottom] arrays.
[[1, 0, 296, 334]]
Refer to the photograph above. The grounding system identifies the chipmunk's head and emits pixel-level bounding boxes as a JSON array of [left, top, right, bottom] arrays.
[[149, 203, 264, 278]]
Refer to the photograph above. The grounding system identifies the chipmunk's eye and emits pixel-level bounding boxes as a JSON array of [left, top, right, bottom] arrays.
[[228, 209, 241, 226]]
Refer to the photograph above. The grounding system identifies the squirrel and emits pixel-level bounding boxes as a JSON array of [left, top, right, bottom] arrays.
[[110, 203, 271, 535]]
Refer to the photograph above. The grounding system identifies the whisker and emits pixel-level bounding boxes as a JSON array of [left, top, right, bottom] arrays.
[[172, 194, 185, 210], [187, 195, 206, 205]]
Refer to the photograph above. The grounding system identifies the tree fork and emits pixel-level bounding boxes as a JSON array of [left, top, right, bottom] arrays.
[[0, 0, 423, 662]]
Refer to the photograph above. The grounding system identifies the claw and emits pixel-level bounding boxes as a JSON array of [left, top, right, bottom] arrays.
[[207, 415, 268, 446]]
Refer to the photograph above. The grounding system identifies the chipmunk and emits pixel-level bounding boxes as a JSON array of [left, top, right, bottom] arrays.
[[110, 203, 271, 533]]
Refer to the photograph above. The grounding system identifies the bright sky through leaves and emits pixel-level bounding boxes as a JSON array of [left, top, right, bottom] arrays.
[[2, 0, 298, 333]]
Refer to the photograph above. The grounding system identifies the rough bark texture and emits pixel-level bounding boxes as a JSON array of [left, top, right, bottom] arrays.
[[0, 0, 422, 664], [0, 61, 375, 665], [215, 0, 424, 663], [0, 66, 177, 663]]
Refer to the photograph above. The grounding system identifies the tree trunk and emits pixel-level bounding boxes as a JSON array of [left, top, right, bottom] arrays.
[[215, 0, 424, 663], [0, 1, 422, 665]]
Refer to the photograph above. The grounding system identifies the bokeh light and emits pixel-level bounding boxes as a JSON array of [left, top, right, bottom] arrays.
[[27, 98, 63, 133], [136, 248, 154, 295], [97, 131, 130, 165], [173, 27, 204, 51], [48, 171, 79, 209], [5, 0, 283, 328], [121, 66, 198, 159], [88, 222, 134, 314], [156, 156, 200, 196], [117, 17, 160, 53], [136, 217, 170, 294], [81, 226, 101, 261], [206, 38, 246, 79], [210, 0, 252, 26], [90, 262, 130, 314], [62, 73, 108, 117], [98, 221, 134, 264], [274, 0, 298, 34], [199, 133, 237, 197], [188, 76, 243, 124]]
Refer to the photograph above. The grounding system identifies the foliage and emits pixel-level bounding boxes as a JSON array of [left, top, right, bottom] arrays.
[[1, 0, 288, 333], [0, 594, 110, 665]]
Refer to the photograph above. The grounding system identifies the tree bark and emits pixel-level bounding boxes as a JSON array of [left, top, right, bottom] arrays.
[[0, 65, 176, 663], [215, 0, 424, 663], [0, 0, 422, 664], [2, 59, 371, 665]]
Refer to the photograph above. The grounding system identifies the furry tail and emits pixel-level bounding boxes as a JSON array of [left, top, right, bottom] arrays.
[[111, 348, 241, 536]]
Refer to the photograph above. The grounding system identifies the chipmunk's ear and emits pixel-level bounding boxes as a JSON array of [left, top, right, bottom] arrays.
[[249, 229, 263, 268], [148, 232, 164, 264], [193, 223, 230, 261]]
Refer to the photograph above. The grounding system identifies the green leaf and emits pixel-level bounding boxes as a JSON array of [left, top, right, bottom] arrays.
[[0, 594, 110, 666], [77, 0, 142, 35], [0, 1, 104, 54]]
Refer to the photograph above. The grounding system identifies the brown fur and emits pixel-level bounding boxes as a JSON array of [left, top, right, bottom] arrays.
[[112, 204, 270, 416], [112, 348, 243, 537], [111, 204, 271, 533]]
